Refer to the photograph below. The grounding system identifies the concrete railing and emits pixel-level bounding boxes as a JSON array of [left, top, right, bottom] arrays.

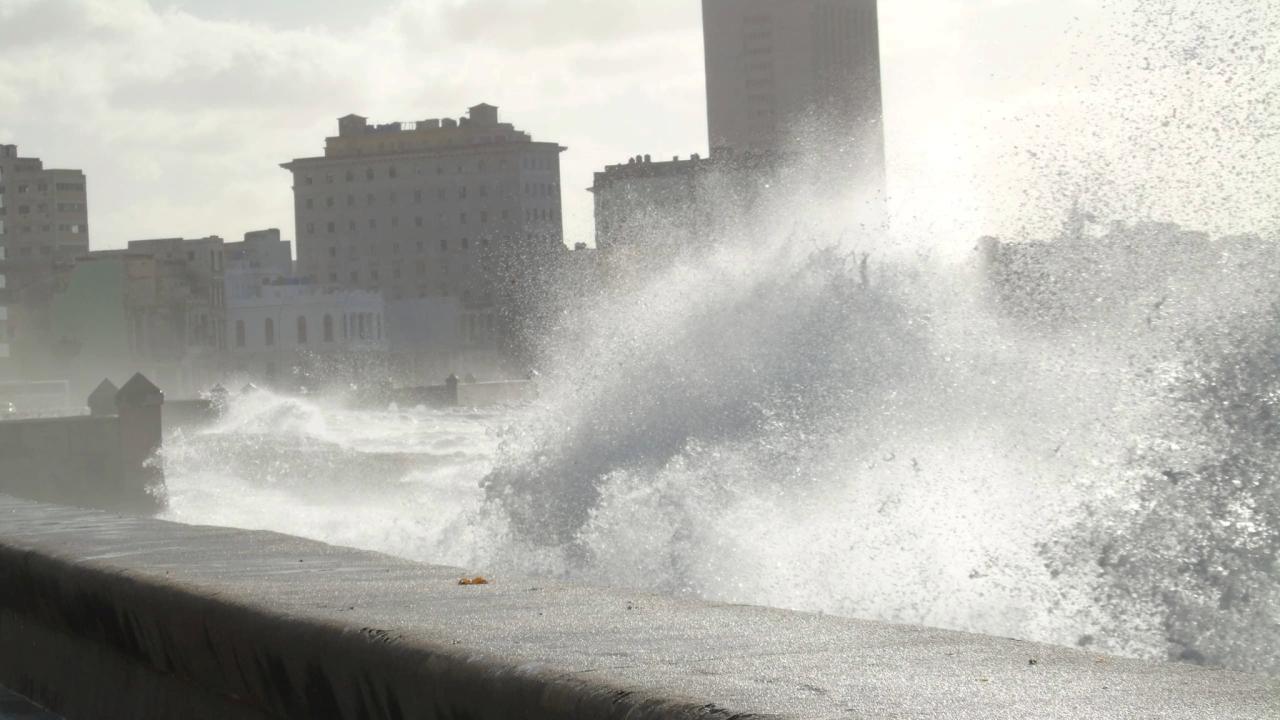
[[0, 374, 164, 514], [0, 496, 1274, 720]]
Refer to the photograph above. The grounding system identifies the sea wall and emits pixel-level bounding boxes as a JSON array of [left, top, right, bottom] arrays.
[[0, 496, 1274, 720], [0, 375, 164, 514], [162, 398, 220, 436], [455, 379, 537, 407]]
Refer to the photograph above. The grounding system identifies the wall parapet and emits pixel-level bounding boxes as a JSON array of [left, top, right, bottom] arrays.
[[0, 374, 163, 514], [0, 497, 1275, 719]]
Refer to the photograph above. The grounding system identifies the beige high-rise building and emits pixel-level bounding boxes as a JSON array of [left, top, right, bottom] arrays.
[[702, 0, 885, 192], [0, 144, 89, 378], [282, 104, 566, 367]]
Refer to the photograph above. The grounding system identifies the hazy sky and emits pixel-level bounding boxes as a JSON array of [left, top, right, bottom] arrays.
[[0, 0, 1275, 252]]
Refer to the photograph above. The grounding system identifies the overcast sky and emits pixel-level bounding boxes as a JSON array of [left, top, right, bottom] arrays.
[[0, 0, 1275, 252]]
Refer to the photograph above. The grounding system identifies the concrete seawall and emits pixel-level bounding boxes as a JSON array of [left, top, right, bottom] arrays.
[[0, 375, 164, 514], [0, 495, 1275, 720]]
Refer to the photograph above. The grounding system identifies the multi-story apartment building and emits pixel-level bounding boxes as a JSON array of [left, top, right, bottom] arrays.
[[702, 0, 885, 194], [281, 104, 566, 368], [0, 144, 89, 376], [0, 243, 8, 378]]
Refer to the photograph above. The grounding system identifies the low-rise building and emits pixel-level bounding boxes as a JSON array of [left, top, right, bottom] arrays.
[[226, 277, 388, 388], [589, 150, 778, 255]]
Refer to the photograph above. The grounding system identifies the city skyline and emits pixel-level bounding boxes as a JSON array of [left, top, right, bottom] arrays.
[[1, 0, 1275, 252]]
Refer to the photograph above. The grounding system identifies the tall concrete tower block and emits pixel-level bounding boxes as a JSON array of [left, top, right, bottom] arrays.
[[702, 0, 886, 198]]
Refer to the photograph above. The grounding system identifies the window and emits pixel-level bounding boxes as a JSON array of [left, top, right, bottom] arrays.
[[369, 218, 376, 229], [461, 238, 469, 250], [460, 212, 467, 224], [329, 272, 337, 282], [323, 314, 334, 342], [367, 193, 375, 206], [366, 168, 374, 180], [440, 238, 448, 252], [415, 216, 423, 227], [327, 222, 335, 233], [347, 195, 355, 207], [389, 166, 398, 178], [329, 247, 337, 258], [305, 198, 313, 209], [414, 190, 423, 204], [297, 316, 307, 344], [235, 320, 245, 348], [346, 170, 354, 182], [390, 191, 398, 204], [265, 318, 274, 346], [326, 197, 334, 208], [306, 222, 315, 235]]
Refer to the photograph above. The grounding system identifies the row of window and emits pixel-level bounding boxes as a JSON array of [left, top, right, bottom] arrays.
[[323, 236, 490, 257], [299, 156, 556, 186], [303, 208, 557, 236], [0, 182, 84, 195], [302, 182, 559, 210], [4, 203, 85, 216], [233, 312, 382, 348], [2, 227, 85, 244]]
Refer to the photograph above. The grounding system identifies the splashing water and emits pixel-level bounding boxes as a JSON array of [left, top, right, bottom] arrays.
[[165, 215, 1280, 675], [164, 0, 1280, 676]]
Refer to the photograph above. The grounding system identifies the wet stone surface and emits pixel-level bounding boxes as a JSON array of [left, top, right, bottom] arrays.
[[0, 687, 61, 720]]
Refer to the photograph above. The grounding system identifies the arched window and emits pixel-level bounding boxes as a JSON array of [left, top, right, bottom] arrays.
[[265, 318, 274, 347], [323, 314, 334, 343], [235, 320, 245, 348], [297, 315, 308, 344]]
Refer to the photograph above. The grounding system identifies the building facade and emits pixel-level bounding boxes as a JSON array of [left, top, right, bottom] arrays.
[[281, 104, 566, 369], [0, 243, 8, 378], [0, 144, 90, 377], [701, 0, 885, 194], [589, 151, 779, 254], [226, 278, 387, 387]]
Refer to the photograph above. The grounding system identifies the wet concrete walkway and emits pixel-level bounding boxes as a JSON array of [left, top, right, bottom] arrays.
[[1, 495, 1277, 719]]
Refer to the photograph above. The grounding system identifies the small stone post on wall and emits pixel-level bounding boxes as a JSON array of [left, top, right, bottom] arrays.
[[115, 373, 165, 511]]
